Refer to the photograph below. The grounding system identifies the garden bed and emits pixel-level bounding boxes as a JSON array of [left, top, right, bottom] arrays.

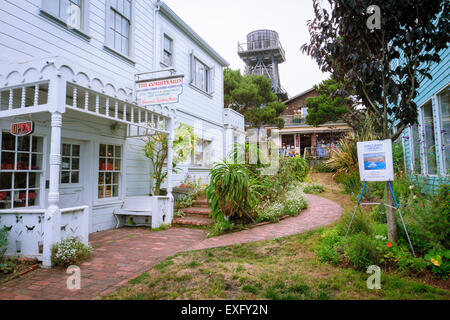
[[0, 257, 40, 284]]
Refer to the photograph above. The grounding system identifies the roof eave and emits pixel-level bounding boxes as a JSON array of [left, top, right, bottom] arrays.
[[159, 2, 230, 67]]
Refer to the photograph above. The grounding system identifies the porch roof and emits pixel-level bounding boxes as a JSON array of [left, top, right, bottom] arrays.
[[0, 57, 176, 137]]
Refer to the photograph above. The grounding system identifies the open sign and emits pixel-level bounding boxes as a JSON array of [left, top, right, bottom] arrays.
[[11, 121, 34, 136]]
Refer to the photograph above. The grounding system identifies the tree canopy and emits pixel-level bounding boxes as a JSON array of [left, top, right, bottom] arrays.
[[305, 78, 364, 130], [224, 68, 286, 129], [301, 0, 449, 243], [301, 0, 449, 141]]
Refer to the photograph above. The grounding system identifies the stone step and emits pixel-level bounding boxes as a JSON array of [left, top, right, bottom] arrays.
[[181, 207, 211, 217], [193, 199, 209, 208], [172, 216, 214, 227]]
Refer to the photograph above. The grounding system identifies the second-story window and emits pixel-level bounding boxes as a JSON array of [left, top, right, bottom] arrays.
[[43, 0, 82, 29], [190, 52, 215, 95], [162, 34, 174, 66], [109, 0, 131, 56]]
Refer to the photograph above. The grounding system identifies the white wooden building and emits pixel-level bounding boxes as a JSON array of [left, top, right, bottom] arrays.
[[0, 0, 245, 266]]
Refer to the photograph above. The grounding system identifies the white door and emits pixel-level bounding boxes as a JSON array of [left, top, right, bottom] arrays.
[[59, 139, 87, 208]]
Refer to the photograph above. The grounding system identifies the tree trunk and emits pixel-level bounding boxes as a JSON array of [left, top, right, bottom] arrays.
[[385, 181, 397, 242], [154, 179, 162, 196]]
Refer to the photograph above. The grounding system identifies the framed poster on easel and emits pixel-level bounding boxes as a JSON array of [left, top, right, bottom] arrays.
[[357, 139, 394, 182], [345, 139, 416, 257]]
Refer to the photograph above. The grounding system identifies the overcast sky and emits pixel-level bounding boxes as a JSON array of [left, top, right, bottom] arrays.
[[163, 0, 330, 98]]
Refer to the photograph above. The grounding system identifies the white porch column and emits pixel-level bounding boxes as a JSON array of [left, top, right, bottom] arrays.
[[166, 114, 175, 222], [225, 124, 234, 159], [43, 112, 63, 267]]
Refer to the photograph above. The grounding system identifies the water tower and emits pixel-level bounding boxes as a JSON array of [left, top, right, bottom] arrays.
[[238, 30, 288, 100]]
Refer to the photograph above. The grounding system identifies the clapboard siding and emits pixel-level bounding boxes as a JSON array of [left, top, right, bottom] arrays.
[[0, 0, 238, 234], [401, 46, 450, 190], [157, 14, 225, 126], [0, 0, 156, 86]]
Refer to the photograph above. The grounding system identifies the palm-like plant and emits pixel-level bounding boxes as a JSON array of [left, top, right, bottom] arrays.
[[325, 130, 378, 174], [206, 160, 261, 222]]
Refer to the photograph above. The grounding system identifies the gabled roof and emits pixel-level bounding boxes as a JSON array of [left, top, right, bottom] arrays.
[[283, 87, 315, 104], [159, 1, 230, 67]]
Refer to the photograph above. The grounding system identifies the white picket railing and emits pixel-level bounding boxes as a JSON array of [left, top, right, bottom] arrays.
[[0, 205, 89, 262], [60, 205, 89, 245], [0, 209, 46, 260], [0, 81, 50, 117]]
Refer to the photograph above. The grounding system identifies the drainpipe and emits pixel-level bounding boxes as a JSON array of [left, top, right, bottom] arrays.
[[153, 0, 161, 70]]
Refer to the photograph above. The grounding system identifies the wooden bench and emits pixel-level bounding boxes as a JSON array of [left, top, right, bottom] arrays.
[[113, 197, 166, 229]]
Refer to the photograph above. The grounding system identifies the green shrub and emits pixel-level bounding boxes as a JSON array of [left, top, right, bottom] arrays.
[[340, 210, 375, 236], [51, 237, 92, 267], [257, 202, 285, 223], [303, 183, 325, 194], [312, 162, 334, 173], [384, 245, 429, 274], [208, 217, 235, 237], [397, 195, 437, 254], [425, 249, 450, 280], [0, 261, 14, 274], [289, 157, 310, 182], [283, 184, 308, 216], [315, 229, 344, 265], [0, 226, 8, 260], [392, 140, 405, 174], [429, 184, 449, 249], [335, 171, 362, 195], [207, 160, 261, 222], [283, 198, 308, 216], [344, 233, 385, 270], [175, 195, 193, 210]]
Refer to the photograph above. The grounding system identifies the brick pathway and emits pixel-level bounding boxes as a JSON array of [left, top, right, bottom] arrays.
[[0, 194, 342, 300], [186, 194, 343, 251]]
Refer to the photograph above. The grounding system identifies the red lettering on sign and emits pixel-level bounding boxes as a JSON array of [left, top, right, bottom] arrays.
[[11, 121, 34, 136]]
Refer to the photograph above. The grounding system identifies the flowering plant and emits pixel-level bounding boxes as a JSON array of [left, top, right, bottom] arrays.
[[51, 237, 92, 267]]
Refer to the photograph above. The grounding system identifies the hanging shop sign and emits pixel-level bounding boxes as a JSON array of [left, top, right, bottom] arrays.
[[135, 75, 184, 107], [357, 139, 394, 182], [11, 121, 34, 137]]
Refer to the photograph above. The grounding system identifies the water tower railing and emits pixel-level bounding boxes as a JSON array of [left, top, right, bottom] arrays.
[[238, 40, 285, 56]]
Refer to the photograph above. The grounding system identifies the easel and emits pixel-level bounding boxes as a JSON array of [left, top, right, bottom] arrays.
[[345, 181, 416, 257]]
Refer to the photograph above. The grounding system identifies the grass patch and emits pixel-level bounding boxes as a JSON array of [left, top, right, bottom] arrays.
[[103, 174, 450, 300]]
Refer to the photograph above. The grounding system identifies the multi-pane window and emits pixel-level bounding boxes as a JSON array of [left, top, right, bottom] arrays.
[[162, 34, 173, 66], [0, 133, 43, 209], [45, 0, 82, 27], [422, 101, 438, 175], [98, 144, 121, 199], [438, 86, 449, 174], [410, 124, 422, 175], [193, 58, 209, 92], [109, 0, 131, 56], [61, 144, 80, 184], [192, 139, 212, 167]]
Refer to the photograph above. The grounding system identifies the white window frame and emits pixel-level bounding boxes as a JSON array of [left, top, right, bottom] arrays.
[[0, 132, 44, 209], [161, 32, 174, 67], [105, 0, 135, 60], [41, 0, 90, 35], [420, 99, 439, 176], [60, 143, 81, 186], [97, 143, 123, 200], [435, 84, 449, 176], [190, 51, 215, 96], [191, 138, 212, 168], [409, 124, 422, 175]]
